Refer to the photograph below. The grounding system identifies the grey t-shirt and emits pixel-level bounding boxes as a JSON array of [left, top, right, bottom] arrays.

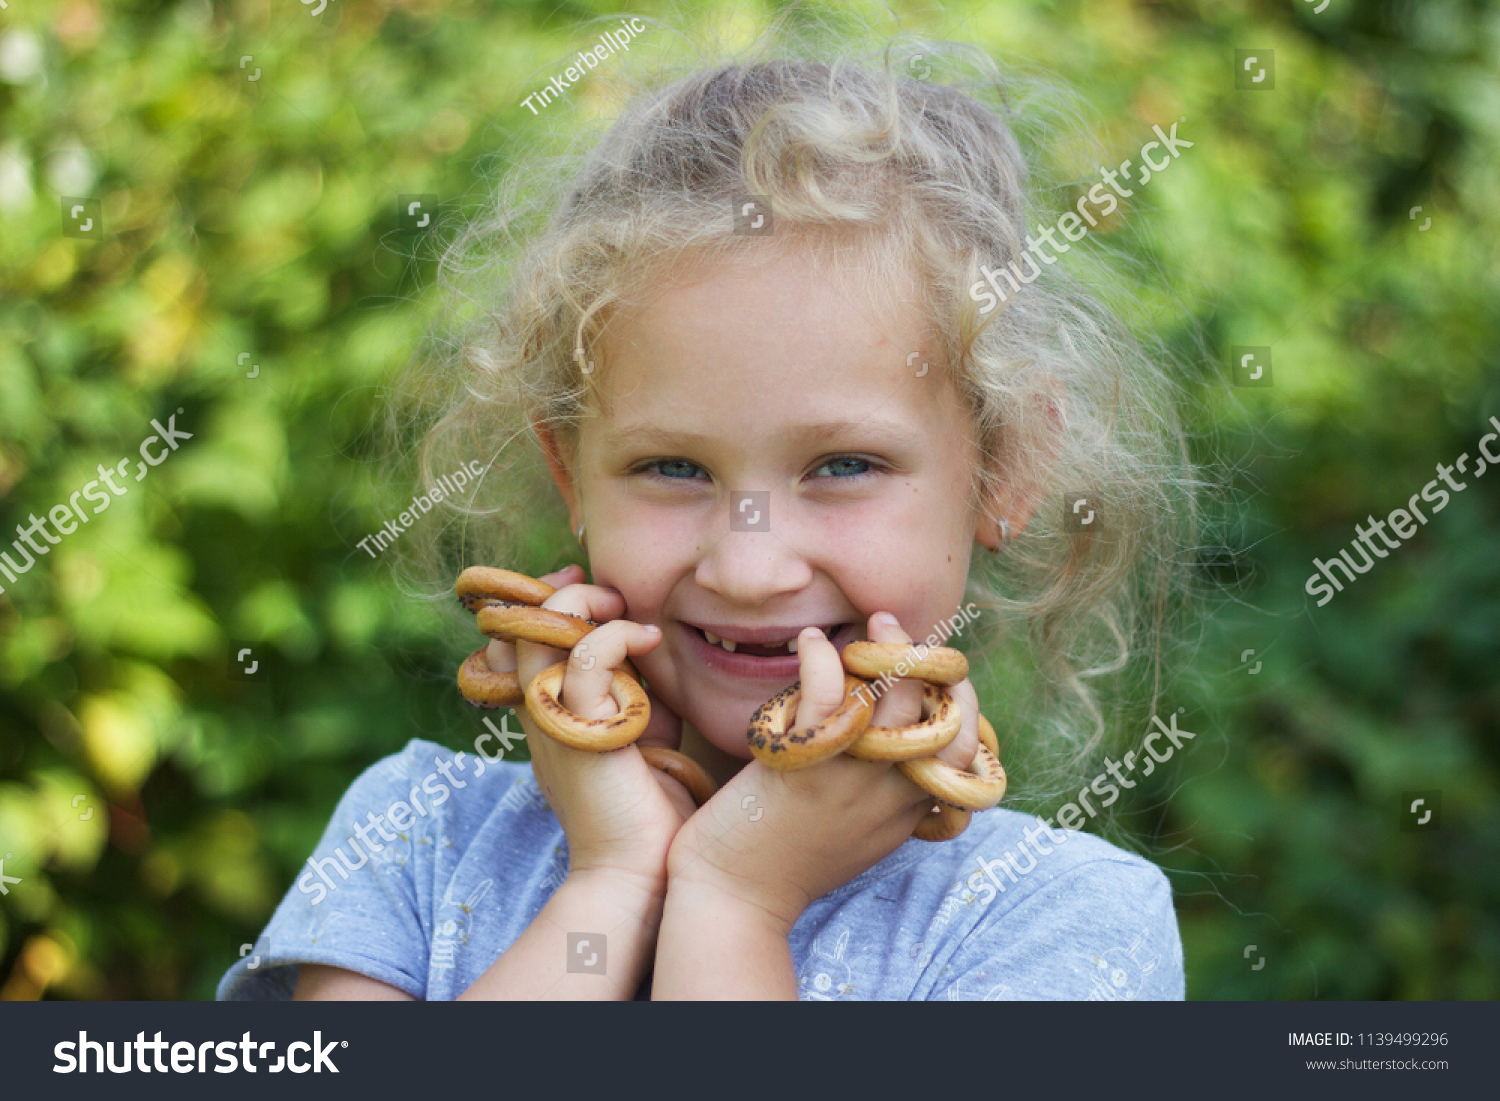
[[217, 739, 1184, 1001]]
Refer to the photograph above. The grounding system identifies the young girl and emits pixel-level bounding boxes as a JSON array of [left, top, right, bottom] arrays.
[[219, 40, 1193, 1001]]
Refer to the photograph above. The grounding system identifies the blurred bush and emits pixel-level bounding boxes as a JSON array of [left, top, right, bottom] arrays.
[[0, 0, 1495, 999]]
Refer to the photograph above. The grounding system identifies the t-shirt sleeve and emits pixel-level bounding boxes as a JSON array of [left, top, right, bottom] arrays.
[[216, 742, 436, 1001], [934, 856, 1185, 1001]]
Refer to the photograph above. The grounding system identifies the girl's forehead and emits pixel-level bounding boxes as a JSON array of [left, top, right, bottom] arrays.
[[592, 246, 938, 416], [613, 239, 921, 349]]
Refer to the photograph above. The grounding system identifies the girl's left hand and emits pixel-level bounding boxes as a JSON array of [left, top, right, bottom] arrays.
[[664, 612, 980, 932]]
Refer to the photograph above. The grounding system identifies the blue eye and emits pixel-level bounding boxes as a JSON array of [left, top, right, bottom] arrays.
[[644, 459, 703, 480], [813, 456, 873, 478]]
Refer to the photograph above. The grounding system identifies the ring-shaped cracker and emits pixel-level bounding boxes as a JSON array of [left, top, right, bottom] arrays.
[[898, 743, 1008, 812], [456, 566, 556, 612], [638, 746, 718, 808], [457, 646, 522, 708], [845, 683, 961, 761], [909, 714, 1002, 838], [523, 661, 649, 751], [977, 714, 999, 760], [840, 641, 968, 686], [477, 603, 597, 649], [747, 675, 874, 770], [912, 802, 972, 842]]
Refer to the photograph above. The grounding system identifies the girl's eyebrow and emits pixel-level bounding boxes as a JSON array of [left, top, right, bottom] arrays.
[[603, 426, 717, 449], [604, 418, 923, 450]]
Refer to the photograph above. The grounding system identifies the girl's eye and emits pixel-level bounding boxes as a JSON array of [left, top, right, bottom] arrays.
[[635, 456, 879, 481], [812, 456, 874, 478], [641, 459, 704, 480]]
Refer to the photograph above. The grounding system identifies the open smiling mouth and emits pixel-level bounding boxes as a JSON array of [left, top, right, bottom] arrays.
[[688, 624, 852, 657]]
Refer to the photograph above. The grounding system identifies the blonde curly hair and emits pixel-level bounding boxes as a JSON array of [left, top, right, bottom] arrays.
[[392, 24, 1204, 807]]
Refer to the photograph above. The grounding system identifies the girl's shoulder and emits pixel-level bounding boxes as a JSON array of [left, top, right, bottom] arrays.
[[349, 735, 547, 823], [217, 738, 558, 1001], [312, 735, 552, 862], [793, 808, 1185, 1000]]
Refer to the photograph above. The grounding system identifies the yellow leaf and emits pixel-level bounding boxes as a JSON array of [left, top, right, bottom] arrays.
[[79, 694, 156, 796]]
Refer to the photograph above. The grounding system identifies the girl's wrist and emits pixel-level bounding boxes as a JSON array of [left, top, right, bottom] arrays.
[[664, 871, 802, 940], [567, 862, 669, 908], [652, 876, 801, 999]]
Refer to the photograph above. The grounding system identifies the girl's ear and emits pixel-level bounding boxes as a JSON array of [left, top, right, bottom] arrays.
[[974, 379, 1068, 545], [531, 417, 580, 527]]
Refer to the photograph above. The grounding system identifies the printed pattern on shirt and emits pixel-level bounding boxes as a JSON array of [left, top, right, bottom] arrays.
[[430, 878, 493, 980], [216, 742, 1186, 1003], [797, 930, 859, 1000], [1086, 927, 1159, 1001]]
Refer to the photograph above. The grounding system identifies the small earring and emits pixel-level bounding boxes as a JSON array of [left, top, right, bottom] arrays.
[[980, 519, 1008, 554], [575, 522, 587, 551]]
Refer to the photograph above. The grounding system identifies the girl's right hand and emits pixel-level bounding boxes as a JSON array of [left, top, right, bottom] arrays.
[[485, 563, 694, 891]]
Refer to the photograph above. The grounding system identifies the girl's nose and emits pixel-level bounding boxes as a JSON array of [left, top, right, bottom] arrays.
[[693, 495, 814, 605]]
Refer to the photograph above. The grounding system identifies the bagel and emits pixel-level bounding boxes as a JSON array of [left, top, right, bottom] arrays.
[[840, 640, 968, 686], [912, 802, 972, 842], [456, 567, 719, 805], [457, 646, 522, 708], [747, 675, 874, 770], [456, 566, 556, 612], [845, 683, 961, 761], [453, 568, 1016, 842], [638, 746, 718, 808], [522, 661, 650, 752], [458, 640, 710, 803], [897, 742, 1007, 812], [977, 713, 999, 759], [476, 603, 598, 649], [908, 716, 1000, 839]]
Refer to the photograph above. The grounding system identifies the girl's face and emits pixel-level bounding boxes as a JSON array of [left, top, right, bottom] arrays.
[[560, 244, 989, 759]]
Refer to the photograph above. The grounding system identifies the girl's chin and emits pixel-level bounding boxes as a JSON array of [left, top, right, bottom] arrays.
[[680, 716, 757, 762], [705, 733, 756, 761]]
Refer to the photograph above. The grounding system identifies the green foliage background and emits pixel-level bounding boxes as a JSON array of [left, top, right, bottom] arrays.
[[1, 0, 1496, 1000]]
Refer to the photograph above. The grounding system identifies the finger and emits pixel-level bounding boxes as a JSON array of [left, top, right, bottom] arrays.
[[540, 581, 626, 624], [514, 582, 630, 681], [649, 767, 697, 820], [790, 626, 847, 731], [558, 620, 662, 721], [484, 638, 518, 682], [537, 563, 585, 590], [865, 613, 924, 729], [933, 678, 980, 771], [482, 564, 585, 675], [636, 685, 683, 750]]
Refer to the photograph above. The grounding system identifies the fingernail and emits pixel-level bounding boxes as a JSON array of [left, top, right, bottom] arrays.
[[876, 612, 899, 626], [644, 624, 660, 634], [801, 626, 824, 638]]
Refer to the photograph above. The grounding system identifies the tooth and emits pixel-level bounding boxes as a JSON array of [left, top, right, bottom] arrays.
[[787, 637, 798, 653], [704, 631, 721, 646], [721, 639, 736, 652]]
